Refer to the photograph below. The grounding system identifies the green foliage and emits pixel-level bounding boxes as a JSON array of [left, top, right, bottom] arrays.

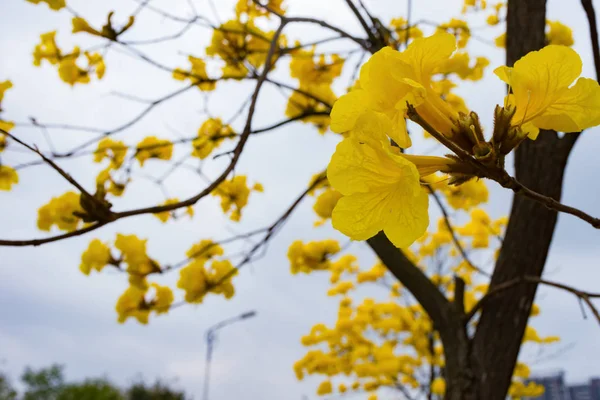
[[21, 364, 64, 400], [57, 379, 123, 400], [126, 381, 186, 400], [0, 372, 17, 400]]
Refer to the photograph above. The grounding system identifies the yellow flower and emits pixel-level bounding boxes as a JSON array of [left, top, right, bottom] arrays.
[[0, 165, 19, 191], [153, 198, 179, 223], [235, 0, 285, 17], [37, 192, 83, 231], [287, 239, 341, 274], [80, 239, 112, 275], [285, 84, 336, 134], [173, 56, 216, 91], [186, 239, 224, 263], [0, 80, 13, 105], [312, 188, 342, 225], [135, 136, 173, 165], [431, 377, 446, 395], [191, 118, 234, 159], [58, 53, 90, 86], [327, 112, 429, 248], [72, 17, 102, 36], [442, 178, 489, 210], [546, 20, 574, 46], [33, 32, 61, 66], [206, 20, 282, 79], [439, 52, 489, 81], [212, 175, 261, 221], [486, 14, 499, 25], [327, 281, 354, 296], [437, 19, 470, 48], [356, 263, 387, 283], [495, 45, 600, 136], [523, 326, 560, 344], [330, 32, 459, 148], [85, 52, 106, 79], [94, 138, 127, 168], [115, 234, 159, 277], [115, 284, 149, 324], [150, 283, 173, 314], [495, 32, 506, 48], [513, 362, 531, 379], [290, 48, 344, 86], [390, 17, 424, 44], [316, 380, 332, 395], [205, 259, 238, 299], [178, 259, 209, 303], [26, 0, 66, 11]]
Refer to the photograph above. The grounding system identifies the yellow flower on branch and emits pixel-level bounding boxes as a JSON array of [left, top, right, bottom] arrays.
[[116, 284, 149, 324], [495, 45, 600, 137], [327, 112, 429, 248], [212, 175, 262, 221], [115, 234, 160, 278], [287, 239, 341, 274], [191, 118, 235, 159], [37, 192, 83, 231], [0, 165, 19, 191], [330, 32, 459, 148], [80, 239, 112, 275], [26, 0, 66, 11], [135, 136, 173, 165], [94, 138, 127, 168], [235, 0, 285, 18], [173, 56, 216, 91]]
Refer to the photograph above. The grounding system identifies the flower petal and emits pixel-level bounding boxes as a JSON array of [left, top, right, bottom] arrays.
[[330, 89, 370, 133], [532, 77, 600, 132], [331, 190, 390, 241], [383, 188, 430, 248]]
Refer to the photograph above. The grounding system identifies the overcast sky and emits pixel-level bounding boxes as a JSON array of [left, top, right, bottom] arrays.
[[1, 0, 599, 398]]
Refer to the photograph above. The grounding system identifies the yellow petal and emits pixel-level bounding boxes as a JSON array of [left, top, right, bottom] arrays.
[[401, 32, 457, 83], [383, 187, 429, 248], [330, 89, 370, 133], [532, 77, 600, 132], [331, 190, 392, 241]]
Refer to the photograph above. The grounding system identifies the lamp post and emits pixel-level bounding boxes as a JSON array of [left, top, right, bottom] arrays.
[[202, 310, 257, 400]]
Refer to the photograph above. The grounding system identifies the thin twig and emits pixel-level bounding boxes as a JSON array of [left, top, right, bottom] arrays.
[[581, 0, 600, 81]]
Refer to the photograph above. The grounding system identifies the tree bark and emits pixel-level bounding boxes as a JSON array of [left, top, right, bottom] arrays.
[[471, 0, 579, 398]]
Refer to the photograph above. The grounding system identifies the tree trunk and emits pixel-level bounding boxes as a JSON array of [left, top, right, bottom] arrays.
[[470, 0, 579, 398]]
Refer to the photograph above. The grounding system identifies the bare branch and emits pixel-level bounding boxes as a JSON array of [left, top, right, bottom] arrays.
[[581, 0, 600, 81]]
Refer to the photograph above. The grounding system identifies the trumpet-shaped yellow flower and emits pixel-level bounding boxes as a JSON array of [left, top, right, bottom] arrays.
[[330, 32, 459, 148], [0, 165, 19, 191], [316, 381, 332, 395], [80, 239, 112, 275], [495, 45, 600, 136], [26, 0, 65, 11], [431, 377, 446, 395], [328, 112, 429, 248], [178, 259, 208, 303], [389, 17, 424, 45], [150, 283, 173, 314], [187, 239, 224, 263], [115, 234, 159, 277]]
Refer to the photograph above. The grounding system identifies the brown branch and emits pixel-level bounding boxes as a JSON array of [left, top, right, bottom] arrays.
[[581, 0, 600, 81], [466, 276, 600, 325], [343, 0, 380, 50], [2, 129, 95, 201]]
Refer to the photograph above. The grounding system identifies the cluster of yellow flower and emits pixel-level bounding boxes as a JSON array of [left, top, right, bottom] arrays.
[[206, 19, 285, 79], [212, 175, 263, 221], [287, 239, 342, 275], [33, 31, 105, 85], [72, 13, 135, 42], [292, 212, 553, 398], [285, 47, 344, 133], [0, 80, 18, 191], [153, 198, 194, 223], [235, 0, 285, 19], [389, 17, 424, 47], [79, 235, 238, 324], [37, 191, 84, 232], [177, 240, 237, 304]]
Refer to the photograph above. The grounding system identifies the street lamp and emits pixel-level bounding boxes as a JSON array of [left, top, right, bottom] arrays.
[[202, 310, 257, 400]]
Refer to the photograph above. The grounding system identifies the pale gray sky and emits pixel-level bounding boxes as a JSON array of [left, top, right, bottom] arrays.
[[0, 0, 599, 398]]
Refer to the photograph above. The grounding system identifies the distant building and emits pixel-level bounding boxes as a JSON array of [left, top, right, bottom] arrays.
[[526, 372, 600, 400]]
